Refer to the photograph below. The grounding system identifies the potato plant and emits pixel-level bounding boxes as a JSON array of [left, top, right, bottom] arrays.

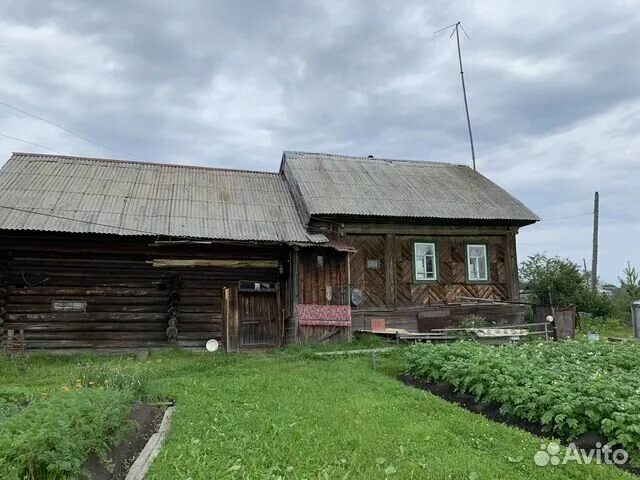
[[405, 341, 640, 455]]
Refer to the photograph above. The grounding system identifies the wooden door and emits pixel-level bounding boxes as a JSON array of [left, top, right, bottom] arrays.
[[238, 292, 278, 347]]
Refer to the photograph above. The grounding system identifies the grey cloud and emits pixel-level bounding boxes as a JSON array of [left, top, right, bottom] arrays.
[[0, 0, 638, 279]]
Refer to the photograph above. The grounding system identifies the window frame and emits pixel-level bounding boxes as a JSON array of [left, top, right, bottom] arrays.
[[412, 239, 439, 283], [465, 242, 491, 283]]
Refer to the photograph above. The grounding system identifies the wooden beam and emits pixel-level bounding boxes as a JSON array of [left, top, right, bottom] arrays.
[[341, 224, 518, 236], [504, 232, 520, 301], [150, 259, 278, 269], [223, 287, 239, 352], [384, 234, 395, 307]]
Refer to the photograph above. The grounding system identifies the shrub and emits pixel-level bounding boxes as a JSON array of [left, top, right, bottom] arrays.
[[520, 253, 614, 317], [574, 289, 614, 319]]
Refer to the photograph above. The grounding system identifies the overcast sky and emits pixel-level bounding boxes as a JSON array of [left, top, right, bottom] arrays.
[[0, 0, 638, 282]]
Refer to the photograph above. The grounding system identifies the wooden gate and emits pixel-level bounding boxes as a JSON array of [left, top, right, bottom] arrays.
[[238, 292, 278, 347]]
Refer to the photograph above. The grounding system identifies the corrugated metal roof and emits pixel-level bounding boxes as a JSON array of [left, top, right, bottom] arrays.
[[0, 153, 327, 243], [282, 151, 539, 224]]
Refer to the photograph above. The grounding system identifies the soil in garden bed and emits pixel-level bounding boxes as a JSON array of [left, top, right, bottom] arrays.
[[398, 373, 640, 476], [83, 402, 165, 480]]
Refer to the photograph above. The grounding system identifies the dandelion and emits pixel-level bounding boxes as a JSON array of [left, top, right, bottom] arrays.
[[62, 385, 70, 393]]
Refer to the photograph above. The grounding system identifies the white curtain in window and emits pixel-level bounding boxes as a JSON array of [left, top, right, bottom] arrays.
[[467, 245, 487, 281], [415, 243, 436, 280]]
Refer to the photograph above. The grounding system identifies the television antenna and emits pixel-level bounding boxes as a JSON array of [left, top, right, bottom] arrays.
[[435, 21, 477, 171]]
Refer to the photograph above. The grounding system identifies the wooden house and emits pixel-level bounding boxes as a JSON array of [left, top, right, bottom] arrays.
[[280, 152, 539, 335], [0, 151, 538, 352]]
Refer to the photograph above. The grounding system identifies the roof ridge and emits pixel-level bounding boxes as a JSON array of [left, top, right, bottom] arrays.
[[11, 152, 280, 176], [283, 150, 466, 168]]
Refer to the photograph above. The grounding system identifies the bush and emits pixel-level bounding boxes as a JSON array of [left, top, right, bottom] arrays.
[[521, 253, 614, 317], [0, 388, 134, 480], [574, 289, 614, 319]]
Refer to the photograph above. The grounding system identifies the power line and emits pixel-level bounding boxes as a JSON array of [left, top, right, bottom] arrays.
[[0, 101, 139, 160], [0, 132, 65, 155]]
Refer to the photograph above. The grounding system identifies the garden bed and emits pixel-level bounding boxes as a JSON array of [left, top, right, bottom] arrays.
[[85, 402, 165, 480], [0, 361, 154, 480], [404, 341, 640, 472]]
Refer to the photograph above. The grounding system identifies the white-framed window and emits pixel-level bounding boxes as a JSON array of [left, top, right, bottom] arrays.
[[467, 244, 489, 281], [414, 242, 437, 281]]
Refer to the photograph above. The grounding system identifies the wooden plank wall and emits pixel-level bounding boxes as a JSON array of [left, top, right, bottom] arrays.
[[347, 233, 512, 309], [298, 248, 349, 306], [345, 231, 519, 331], [0, 233, 282, 351]]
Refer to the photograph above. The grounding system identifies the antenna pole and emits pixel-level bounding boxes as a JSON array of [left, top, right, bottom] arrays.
[[454, 22, 477, 171]]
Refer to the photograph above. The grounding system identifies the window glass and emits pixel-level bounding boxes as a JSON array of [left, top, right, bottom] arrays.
[[414, 242, 437, 281], [467, 244, 488, 281]]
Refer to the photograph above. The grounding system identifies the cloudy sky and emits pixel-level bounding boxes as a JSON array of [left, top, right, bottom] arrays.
[[0, 0, 638, 282]]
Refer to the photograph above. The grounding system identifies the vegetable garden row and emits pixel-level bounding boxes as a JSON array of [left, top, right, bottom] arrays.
[[405, 341, 640, 458], [0, 363, 149, 480]]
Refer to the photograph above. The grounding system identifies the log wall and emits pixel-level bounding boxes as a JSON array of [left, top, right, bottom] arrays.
[[0, 233, 283, 351]]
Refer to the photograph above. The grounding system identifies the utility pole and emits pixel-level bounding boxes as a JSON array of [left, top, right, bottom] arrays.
[[591, 192, 599, 291], [435, 21, 476, 171]]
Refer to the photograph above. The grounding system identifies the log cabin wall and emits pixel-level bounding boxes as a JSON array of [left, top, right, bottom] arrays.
[[0, 232, 285, 351], [311, 221, 521, 332]]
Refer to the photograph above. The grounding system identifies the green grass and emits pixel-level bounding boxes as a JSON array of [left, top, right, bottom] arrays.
[[577, 318, 634, 341], [0, 349, 632, 479]]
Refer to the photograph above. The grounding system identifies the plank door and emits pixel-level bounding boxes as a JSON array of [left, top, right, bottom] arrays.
[[238, 292, 278, 347]]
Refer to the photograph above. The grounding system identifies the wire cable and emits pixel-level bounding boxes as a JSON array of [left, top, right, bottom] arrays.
[[0, 132, 65, 155], [0, 101, 139, 160]]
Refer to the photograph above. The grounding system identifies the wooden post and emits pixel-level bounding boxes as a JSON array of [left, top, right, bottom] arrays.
[[591, 191, 599, 291], [346, 252, 352, 342], [223, 287, 239, 352], [384, 234, 395, 307], [504, 231, 520, 301], [291, 246, 299, 343]]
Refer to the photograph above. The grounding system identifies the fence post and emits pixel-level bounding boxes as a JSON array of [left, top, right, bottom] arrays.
[[632, 301, 640, 339]]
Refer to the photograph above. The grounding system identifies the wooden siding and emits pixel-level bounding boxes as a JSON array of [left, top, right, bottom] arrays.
[[346, 233, 514, 310], [336, 224, 521, 332], [297, 248, 349, 306], [0, 233, 283, 351]]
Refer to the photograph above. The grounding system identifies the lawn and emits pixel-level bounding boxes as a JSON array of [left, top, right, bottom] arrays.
[[0, 349, 632, 479], [577, 317, 634, 341]]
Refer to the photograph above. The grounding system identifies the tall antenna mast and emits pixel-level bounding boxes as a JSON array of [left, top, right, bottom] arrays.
[[435, 21, 477, 170]]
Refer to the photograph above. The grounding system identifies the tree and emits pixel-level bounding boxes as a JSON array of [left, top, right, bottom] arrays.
[[520, 253, 613, 317], [619, 262, 640, 299], [612, 262, 640, 322], [520, 253, 586, 306]]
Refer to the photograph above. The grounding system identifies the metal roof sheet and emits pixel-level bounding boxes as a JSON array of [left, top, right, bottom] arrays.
[[0, 153, 326, 243], [282, 151, 539, 224]]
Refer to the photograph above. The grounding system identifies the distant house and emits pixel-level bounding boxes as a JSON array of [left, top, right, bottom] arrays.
[[0, 151, 538, 352]]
